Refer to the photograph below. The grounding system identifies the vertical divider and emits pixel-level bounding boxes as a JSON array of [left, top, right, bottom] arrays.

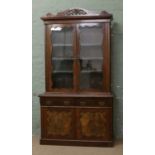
[[73, 24, 80, 92], [73, 25, 77, 92], [45, 24, 52, 91], [103, 22, 111, 92], [76, 24, 80, 92], [75, 107, 80, 139]]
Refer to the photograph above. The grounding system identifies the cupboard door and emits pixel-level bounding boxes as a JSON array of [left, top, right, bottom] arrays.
[[76, 107, 112, 141], [41, 107, 75, 139], [78, 23, 104, 91], [50, 25, 75, 89]]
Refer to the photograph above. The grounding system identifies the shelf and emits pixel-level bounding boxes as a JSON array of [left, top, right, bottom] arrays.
[[52, 57, 103, 60], [52, 44, 102, 47], [81, 70, 102, 73], [53, 44, 72, 47], [53, 71, 73, 74], [80, 44, 102, 47], [80, 57, 103, 60], [52, 70, 102, 74], [52, 58, 73, 60]]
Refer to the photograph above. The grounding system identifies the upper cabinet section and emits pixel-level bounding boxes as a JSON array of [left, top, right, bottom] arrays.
[[41, 9, 112, 92], [41, 8, 113, 21]]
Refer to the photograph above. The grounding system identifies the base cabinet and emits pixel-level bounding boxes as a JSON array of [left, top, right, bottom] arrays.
[[40, 95, 113, 147]]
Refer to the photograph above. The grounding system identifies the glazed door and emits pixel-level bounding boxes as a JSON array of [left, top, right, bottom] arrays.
[[78, 23, 104, 91], [49, 24, 76, 91], [47, 22, 110, 92]]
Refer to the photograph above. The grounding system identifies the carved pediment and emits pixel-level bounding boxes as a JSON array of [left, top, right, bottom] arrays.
[[57, 8, 88, 16], [41, 8, 113, 21]]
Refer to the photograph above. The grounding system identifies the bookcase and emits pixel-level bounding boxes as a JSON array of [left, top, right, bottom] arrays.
[[39, 8, 113, 147]]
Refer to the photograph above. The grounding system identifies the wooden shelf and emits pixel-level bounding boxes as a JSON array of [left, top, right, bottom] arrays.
[[53, 71, 73, 74], [52, 58, 73, 60], [52, 57, 103, 60], [80, 57, 103, 60], [52, 44, 102, 47], [53, 44, 72, 47], [81, 44, 102, 47], [81, 70, 102, 73], [53, 70, 102, 74]]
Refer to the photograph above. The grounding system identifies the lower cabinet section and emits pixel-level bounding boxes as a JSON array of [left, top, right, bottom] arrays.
[[40, 95, 113, 147]]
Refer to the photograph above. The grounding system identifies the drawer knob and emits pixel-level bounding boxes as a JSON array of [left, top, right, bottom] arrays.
[[80, 101, 86, 105], [64, 101, 70, 105], [46, 100, 52, 104], [98, 101, 105, 106]]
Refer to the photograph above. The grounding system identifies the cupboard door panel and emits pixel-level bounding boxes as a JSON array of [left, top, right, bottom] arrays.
[[41, 107, 75, 139], [76, 107, 112, 140]]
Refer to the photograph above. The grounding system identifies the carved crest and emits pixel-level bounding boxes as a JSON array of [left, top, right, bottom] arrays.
[[57, 8, 87, 16], [41, 8, 113, 21]]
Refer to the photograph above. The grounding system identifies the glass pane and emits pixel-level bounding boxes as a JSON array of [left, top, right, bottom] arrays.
[[51, 25, 74, 89], [79, 23, 104, 90]]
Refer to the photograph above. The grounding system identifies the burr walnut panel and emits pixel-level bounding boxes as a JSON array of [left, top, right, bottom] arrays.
[[41, 107, 75, 139], [77, 108, 112, 140]]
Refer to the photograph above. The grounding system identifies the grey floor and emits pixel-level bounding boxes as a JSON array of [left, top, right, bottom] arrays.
[[32, 136, 123, 155]]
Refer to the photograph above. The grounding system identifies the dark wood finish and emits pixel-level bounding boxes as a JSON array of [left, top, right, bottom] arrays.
[[41, 107, 76, 139], [76, 25, 80, 92], [39, 8, 113, 147], [40, 139, 113, 147], [76, 107, 112, 140], [39, 92, 113, 97], [41, 9, 112, 21], [73, 26, 77, 92], [103, 22, 111, 92], [45, 25, 52, 91], [43, 19, 111, 25], [40, 98, 112, 107], [40, 94, 113, 146]]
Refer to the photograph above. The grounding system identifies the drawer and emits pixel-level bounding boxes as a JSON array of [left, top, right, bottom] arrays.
[[40, 97, 74, 106], [75, 98, 112, 107]]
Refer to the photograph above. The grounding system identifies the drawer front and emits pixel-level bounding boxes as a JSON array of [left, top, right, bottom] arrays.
[[76, 98, 112, 107], [40, 97, 74, 106], [76, 107, 113, 141], [40, 97, 112, 107], [41, 107, 75, 139]]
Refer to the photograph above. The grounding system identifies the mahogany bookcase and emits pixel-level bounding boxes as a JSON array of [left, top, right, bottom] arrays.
[[39, 8, 113, 147]]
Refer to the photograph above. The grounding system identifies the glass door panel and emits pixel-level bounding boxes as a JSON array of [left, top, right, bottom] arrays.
[[79, 23, 104, 90], [51, 25, 74, 89]]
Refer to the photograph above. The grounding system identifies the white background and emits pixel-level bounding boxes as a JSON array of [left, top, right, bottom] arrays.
[[0, 0, 155, 155]]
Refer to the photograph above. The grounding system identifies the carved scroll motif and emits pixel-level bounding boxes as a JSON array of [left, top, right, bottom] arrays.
[[57, 8, 87, 16], [42, 9, 113, 20]]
